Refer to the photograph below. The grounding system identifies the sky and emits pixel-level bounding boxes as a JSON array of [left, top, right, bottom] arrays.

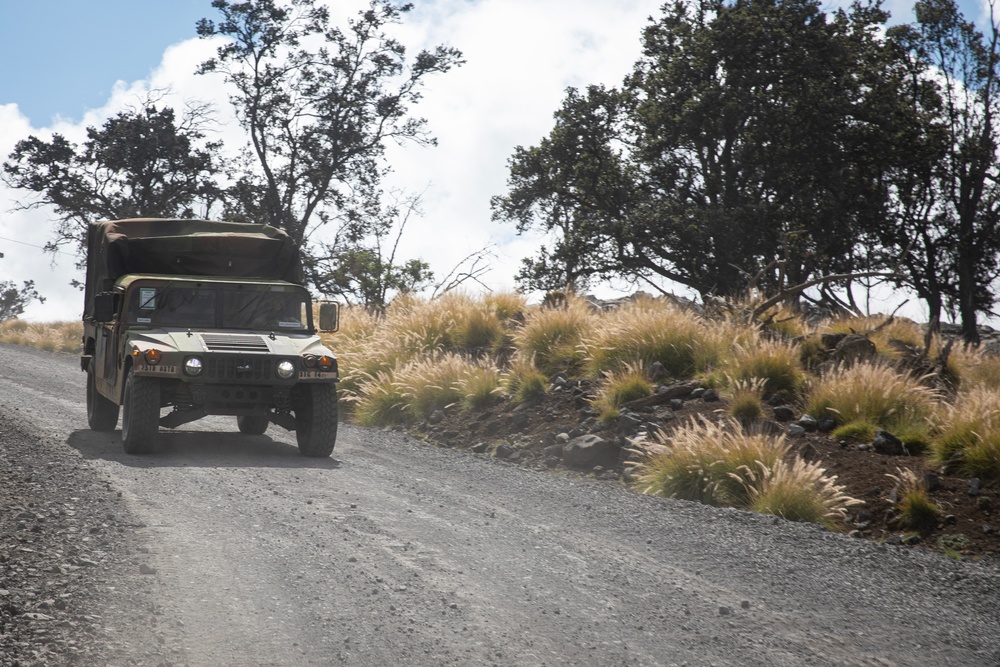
[[0, 0, 991, 322]]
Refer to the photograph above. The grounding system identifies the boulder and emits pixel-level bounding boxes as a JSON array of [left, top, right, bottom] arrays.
[[563, 434, 620, 470]]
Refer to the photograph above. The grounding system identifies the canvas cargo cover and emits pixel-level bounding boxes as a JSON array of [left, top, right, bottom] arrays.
[[84, 218, 304, 317]]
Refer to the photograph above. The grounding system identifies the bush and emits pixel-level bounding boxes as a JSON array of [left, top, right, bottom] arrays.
[[583, 298, 707, 378], [592, 363, 653, 422], [746, 457, 861, 528], [886, 468, 940, 531], [722, 337, 804, 397], [511, 296, 594, 376], [805, 362, 937, 446], [502, 354, 548, 404]]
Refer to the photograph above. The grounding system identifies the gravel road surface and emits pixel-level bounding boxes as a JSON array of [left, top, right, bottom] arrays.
[[2, 342, 999, 666]]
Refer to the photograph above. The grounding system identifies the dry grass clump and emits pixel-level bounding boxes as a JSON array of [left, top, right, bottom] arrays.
[[592, 363, 654, 422], [501, 353, 549, 404], [511, 296, 595, 376], [950, 345, 1000, 391], [482, 291, 528, 322], [819, 315, 930, 358], [745, 457, 862, 528], [631, 417, 791, 507], [804, 362, 938, 445], [630, 416, 860, 527], [930, 386, 1000, 480], [0, 320, 83, 354], [886, 468, 941, 530], [725, 377, 767, 421], [352, 353, 496, 426], [583, 297, 709, 379], [753, 302, 810, 339], [720, 336, 805, 397]]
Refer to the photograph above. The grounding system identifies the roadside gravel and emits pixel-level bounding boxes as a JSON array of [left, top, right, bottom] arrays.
[[2, 342, 1000, 666]]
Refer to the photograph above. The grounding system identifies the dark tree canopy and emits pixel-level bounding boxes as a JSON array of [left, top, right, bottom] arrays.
[[2, 104, 221, 255]]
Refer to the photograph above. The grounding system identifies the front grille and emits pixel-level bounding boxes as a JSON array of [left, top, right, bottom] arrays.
[[205, 357, 273, 381], [200, 333, 270, 353]]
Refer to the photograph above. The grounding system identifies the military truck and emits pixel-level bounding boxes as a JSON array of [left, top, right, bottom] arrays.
[[81, 218, 340, 457]]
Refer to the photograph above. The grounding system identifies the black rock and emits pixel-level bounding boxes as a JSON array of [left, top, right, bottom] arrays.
[[968, 478, 982, 496], [772, 405, 795, 422], [872, 430, 905, 456]]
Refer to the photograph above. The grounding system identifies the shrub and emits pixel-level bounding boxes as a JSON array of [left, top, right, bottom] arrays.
[[726, 377, 766, 422], [805, 362, 937, 446], [583, 298, 707, 378], [630, 417, 790, 507], [592, 363, 653, 422], [511, 297, 594, 376], [951, 345, 1000, 391], [395, 353, 481, 420], [352, 370, 409, 427], [886, 468, 940, 531], [722, 337, 804, 397], [746, 457, 861, 529], [502, 354, 548, 404], [459, 363, 503, 410], [930, 386, 1000, 479]]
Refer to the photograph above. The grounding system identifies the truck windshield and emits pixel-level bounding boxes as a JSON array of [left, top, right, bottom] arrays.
[[128, 285, 309, 331]]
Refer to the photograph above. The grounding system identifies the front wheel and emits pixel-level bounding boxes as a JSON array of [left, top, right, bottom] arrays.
[[294, 384, 338, 457], [86, 359, 120, 431], [122, 369, 160, 454], [237, 415, 269, 435]]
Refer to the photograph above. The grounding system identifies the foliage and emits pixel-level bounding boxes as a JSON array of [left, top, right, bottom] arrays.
[[197, 0, 463, 296], [0, 280, 45, 323], [746, 457, 862, 529], [592, 363, 653, 422], [494, 0, 906, 300], [510, 296, 595, 376], [887, 468, 941, 531], [582, 297, 707, 378], [805, 362, 938, 442], [2, 103, 221, 255]]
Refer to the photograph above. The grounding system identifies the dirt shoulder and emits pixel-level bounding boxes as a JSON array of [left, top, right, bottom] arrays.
[[0, 408, 166, 666], [410, 376, 1000, 562]]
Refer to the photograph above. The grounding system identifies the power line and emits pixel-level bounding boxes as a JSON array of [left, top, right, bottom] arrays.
[[0, 236, 77, 257]]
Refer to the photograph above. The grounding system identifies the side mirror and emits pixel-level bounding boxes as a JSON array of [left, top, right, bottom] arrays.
[[318, 301, 340, 333], [94, 292, 119, 323]]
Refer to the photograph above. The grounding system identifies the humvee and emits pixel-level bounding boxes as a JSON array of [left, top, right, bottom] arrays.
[[81, 218, 340, 456]]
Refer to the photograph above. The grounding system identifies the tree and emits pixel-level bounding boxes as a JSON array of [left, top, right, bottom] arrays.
[[494, 0, 909, 302], [310, 190, 433, 312], [196, 0, 464, 286], [492, 85, 635, 293], [2, 102, 222, 256], [900, 0, 1000, 344], [0, 279, 44, 322]]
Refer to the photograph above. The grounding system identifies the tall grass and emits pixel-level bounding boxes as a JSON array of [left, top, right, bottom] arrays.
[[930, 386, 1000, 479], [592, 363, 654, 422], [511, 296, 595, 376], [583, 298, 708, 378], [0, 320, 83, 353], [721, 336, 805, 397], [805, 362, 938, 445]]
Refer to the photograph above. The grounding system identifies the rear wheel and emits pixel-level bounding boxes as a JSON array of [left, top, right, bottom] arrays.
[[237, 415, 269, 435], [294, 384, 338, 457], [86, 359, 119, 431], [122, 369, 160, 454]]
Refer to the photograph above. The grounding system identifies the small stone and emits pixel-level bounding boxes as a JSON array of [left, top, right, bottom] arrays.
[[139, 564, 157, 575], [702, 388, 720, 402], [968, 478, 982, 496], [740, 601, 750, 610], [978, 496, 992, 511], [983, 525, 995, 535], [348, 556, 358, 563], [471, 442, 489, 454], [718, 606, 732, 616], [772, 405, 795, 421], [796, 414, 818, 431], [786, 424, 806, 437]]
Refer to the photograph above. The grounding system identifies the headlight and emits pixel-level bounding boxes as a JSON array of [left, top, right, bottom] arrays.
[[184, 357, 204, 376], [302, 355, 317, 368], [276, 360, 296, 379]]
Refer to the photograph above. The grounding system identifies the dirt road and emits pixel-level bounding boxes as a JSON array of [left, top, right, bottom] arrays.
[[2, 342, 999, 666]]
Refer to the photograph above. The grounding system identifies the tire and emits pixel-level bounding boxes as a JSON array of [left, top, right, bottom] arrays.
[[237, 415, 269, 435], [294, 384, 338, 457], [86, 359, 120, 431], [122, 368, 160, 454]]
